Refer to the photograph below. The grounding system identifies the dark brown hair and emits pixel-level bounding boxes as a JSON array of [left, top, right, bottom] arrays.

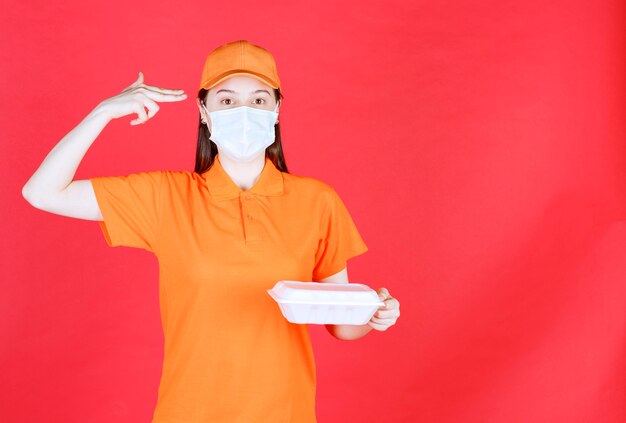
[[194, 87, 289, 174]]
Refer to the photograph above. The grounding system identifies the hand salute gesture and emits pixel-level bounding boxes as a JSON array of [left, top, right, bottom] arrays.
[[96, 71, 187, 125]]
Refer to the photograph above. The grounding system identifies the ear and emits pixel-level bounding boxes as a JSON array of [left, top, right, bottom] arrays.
[[197, 98, 208, 124]]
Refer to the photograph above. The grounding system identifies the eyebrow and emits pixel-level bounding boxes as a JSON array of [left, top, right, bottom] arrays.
[[215, 89, 271, 96]]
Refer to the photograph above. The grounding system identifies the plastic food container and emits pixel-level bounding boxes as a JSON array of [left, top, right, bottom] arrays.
[[267, 280, 385, 325]]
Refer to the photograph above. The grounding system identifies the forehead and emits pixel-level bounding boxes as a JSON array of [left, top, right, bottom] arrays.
[[211, 74, 273, 95]]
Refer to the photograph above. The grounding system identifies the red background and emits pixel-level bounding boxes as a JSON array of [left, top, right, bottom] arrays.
[[2, 1, 626, 422]]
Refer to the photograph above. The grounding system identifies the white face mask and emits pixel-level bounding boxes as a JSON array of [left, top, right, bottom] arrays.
[[203, 104, 279, 162]]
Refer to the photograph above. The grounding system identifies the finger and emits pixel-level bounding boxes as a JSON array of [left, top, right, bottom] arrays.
[[142, 96, 160, 119], [388, 298, 399, 311], [143, 84, 186, 95], [127, 84, 185, 95], [377, 296, 394, 309], [134, 87, 188, 102], [380, 296, 397, 310], [369, 315, 394, 325], [377, 303, 387, 311], [135, 84, 186, 96], [377, 300, 398, 317], [377, 288, 390, 300], [373, 308, 399, 319], [367, 320, 388, 331], [122, 71, 144, 93], [130, 102, 149, 125]]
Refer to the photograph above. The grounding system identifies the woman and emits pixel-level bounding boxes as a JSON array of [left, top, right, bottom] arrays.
[[22, 39, 400, 423]]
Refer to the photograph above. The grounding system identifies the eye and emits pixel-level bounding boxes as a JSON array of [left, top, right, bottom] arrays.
[[254, 98, 265, 105], [220, 98, 233, 105]]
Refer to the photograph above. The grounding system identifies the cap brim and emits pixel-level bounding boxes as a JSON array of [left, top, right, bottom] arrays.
[[199, 71, 279, 92]]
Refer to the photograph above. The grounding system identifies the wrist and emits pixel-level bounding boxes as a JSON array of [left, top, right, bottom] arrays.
[[87, 102, 113, 124]]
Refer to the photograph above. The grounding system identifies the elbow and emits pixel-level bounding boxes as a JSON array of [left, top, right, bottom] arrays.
[[22, 184, 33, 203], [22, 184, 43, 209]]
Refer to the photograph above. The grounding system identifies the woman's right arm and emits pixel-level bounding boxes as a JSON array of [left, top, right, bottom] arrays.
[[21, 72, 187, 221]]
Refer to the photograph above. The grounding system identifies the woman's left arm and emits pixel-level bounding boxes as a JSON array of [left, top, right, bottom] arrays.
[[319, 267, 401, 341]]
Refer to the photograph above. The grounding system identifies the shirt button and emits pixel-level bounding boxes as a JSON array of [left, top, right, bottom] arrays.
[[244, 194, 252, 200]]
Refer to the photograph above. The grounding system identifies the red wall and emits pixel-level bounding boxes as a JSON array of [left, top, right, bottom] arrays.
[[2, 0, 625, 422]]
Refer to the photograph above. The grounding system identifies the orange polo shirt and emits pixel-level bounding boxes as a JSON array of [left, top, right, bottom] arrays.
[[89, 154, 369, 422]]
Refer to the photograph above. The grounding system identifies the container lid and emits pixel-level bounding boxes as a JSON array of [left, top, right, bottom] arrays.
[[267, 280, 385, 306]]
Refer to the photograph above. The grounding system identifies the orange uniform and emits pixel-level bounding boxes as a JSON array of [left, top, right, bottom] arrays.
[[89, 155, 368, 422]]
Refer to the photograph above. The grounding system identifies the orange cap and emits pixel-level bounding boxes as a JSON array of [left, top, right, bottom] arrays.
[[198, 40, 282, 94]]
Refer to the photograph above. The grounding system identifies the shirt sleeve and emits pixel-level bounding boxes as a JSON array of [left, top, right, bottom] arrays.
[[312, 187, 369, 281], [89, 171, 164, 253]]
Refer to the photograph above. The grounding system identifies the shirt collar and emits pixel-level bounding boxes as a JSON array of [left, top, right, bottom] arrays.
[[201, 155, 284, 201]]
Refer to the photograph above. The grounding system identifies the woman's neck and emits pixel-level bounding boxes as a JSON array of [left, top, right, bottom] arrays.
[[217, 153, 266, 191]]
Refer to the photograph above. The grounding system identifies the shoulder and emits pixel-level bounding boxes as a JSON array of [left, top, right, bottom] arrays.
[[281, 171, 341, 208], [140, 170, 208, 200], [282, 171, 335, 196], [158, 169, 197, 179], [158, 169, 205, 186]]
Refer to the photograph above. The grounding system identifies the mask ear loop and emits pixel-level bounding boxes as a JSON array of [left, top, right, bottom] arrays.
[[201, 104, 210, 125], [273, 102, 279, 123]]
